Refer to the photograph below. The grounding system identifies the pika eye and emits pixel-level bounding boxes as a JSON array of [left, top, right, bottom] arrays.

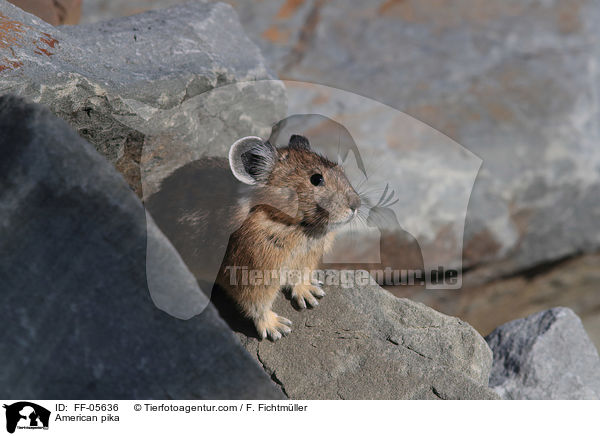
[[310, 173, 324, 186]]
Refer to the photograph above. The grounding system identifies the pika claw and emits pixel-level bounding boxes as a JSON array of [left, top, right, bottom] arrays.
[[255, 311, 293, 341], [292, 284, 325, 309], [305, 294, 319, 307], [311, 286, 325, 298], [278, 316, 293, 326]]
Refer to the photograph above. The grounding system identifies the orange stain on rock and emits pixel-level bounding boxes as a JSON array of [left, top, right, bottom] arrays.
[[378, 0, 414, 19], [275, 0, 305, 19], [40, 32, 58, 48], [555, 0, 582, 34], [0, 14, 59, 72], [7, 59, 23, 68], [261, 25, 290, 44], [34, 47, 54, 56], [0, 57, 23, 72], [310, 92, 330, 105], [0, 13, 27, 49]]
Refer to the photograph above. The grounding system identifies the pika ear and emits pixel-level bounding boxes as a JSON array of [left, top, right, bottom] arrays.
[[289, 134, 311, 150], [229, 136, 277, 185]]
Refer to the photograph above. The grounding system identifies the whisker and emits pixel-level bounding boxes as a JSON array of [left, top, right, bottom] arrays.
[[357, 185, 385, 195], [357, 187, 389, 202], [354, 180, 368, 193], [377, 184, 389, 206], [386, 198, 399, 208], [383, 188, 395, 205]]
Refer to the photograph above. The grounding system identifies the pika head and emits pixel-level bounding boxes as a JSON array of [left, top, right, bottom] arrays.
[[229, 134, 361, 235]]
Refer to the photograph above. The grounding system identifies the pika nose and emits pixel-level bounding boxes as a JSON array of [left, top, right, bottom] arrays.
[[349, 194, 361, 213]]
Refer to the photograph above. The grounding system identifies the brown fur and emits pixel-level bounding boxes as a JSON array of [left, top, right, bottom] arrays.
[[146, 139, 360, 340], [218, 145, 360, 340]]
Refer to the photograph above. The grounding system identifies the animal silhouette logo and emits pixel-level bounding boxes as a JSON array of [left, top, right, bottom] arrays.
[[3, 402, 50, 433]]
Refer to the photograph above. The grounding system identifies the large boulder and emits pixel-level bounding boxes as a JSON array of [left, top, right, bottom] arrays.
[[0, 95, 284, 399], [222, 0, 600, 347], [234, 282, 498, 399], [0, 94, 498, 400], [229, 0, 600, 276], [486, 307, 600, 399], [0, 0, 285, 198], [79, 0, 600, 282]]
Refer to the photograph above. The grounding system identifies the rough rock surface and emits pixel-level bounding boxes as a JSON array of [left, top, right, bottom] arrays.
[[222, 0, 600, 345], [0, 95, 284, 399], [415, 253, 600, 353], [78, 0, 600, 284], [0, 0, 285, 198], [486, 307, 600, 400], [235, 283, 498, 399], [227, 0, 600, 277]]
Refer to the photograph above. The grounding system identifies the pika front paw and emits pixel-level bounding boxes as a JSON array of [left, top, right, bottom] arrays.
[[255, 310, 292, 341], [291, 283, 325, 310]]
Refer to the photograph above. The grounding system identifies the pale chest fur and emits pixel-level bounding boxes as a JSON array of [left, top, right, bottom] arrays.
[[253, 214, 335, 270]]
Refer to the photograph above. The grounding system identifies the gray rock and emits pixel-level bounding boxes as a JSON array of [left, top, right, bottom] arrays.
[[0, 95, 284, 399], [236, 282, 498, 399], [0, 0, 285, 198], [76, 0, 600, 348], [486, 307, 600, 399], [227, 0, 600, 278], [76, 0, 600, 279]]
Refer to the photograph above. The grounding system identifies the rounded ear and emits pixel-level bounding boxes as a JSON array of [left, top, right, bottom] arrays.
[[289, 134, 311, 150], [228, 136, 277, 185]]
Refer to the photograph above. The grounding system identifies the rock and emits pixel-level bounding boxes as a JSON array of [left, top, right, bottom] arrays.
[[75, 0, 600, 355], [415, 253, 600, 353], [227, 0, 600, 278], [486, 307, 600, 400], [0, 95, 284, 399], [75, 0, 600, 275], [232, 282, 498, 399], [82, 0, 600, 280], [255, 84, 481, 290], [0, 0, 285, 198]]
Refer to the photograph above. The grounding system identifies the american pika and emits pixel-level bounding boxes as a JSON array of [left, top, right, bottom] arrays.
[[146, 134, 361, 340]]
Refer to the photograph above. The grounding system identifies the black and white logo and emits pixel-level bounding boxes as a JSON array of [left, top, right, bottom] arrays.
[[3, 402, 50, 433]]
